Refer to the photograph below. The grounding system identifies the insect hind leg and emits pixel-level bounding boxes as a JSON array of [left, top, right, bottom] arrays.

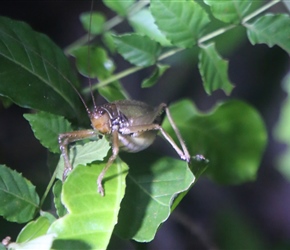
[[118, 103, 191, 163], [153, 103, 191, 162], [163, 105, 191, 162]]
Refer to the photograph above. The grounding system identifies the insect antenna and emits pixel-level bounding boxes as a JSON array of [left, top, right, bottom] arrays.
[[86, 0, 98, 111], [64, 0, 96, 117]]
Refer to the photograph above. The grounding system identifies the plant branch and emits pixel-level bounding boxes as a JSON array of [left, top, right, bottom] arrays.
[[83, 66, 143, 93], [64, 1, 149, 55], [242, 0, 281, 23], [84, 0, 282, 92]]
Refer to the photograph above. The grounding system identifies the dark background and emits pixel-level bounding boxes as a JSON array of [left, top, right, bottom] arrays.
[[0, 1, 290, 249]]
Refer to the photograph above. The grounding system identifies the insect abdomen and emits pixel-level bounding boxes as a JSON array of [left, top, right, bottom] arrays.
[[118, 131, 157, 153]]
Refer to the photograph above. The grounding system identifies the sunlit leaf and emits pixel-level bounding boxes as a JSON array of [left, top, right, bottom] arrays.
[[246, 14, 290, 54], [113, 34, 161, 66], [115, 157, 194, 242], [8, 234, 56, 250], [198, 43, 234, 95], [129, 9, 171, 46], [56, 138, 110, 180], [103, 0, 135, 16], [0, 16, 84, 121], [150, 0, 210, 48], [48, 161, 128, 250], [53, 180, 67, 217], [80, 11, 106, 35], [16, 215, 55, 243], [0, 165, 39, 223], [204, 0, 252, 23]]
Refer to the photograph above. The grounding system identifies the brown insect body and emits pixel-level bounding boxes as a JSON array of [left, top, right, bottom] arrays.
[[91, 100, 162, 152], [59, 4, 191, 196], [59, 99, 191, 196]]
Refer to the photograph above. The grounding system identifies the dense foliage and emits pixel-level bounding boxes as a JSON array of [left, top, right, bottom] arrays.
[[0, 0, 289, 249]]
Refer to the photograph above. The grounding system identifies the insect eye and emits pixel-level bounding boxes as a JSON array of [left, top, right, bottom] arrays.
[[97, 108, 105, 115]]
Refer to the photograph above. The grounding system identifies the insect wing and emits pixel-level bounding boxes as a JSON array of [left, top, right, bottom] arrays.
[[113, 100, 162, 125]]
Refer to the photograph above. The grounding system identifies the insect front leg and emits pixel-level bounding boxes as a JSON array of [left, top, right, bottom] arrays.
[[59, 129, 97, 180], [97, 130, 119, 196]]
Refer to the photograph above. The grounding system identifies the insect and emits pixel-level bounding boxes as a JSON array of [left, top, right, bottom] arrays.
[[59, 99, 191, 196], [58, 3, 191, 196]]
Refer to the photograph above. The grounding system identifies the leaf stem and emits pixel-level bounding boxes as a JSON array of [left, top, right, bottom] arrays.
[[160, 0, 281, 61], [39, 166, 58, 208], [128, 0, 150, 14], [198, 24, 237, 44], [242, 0, 281, 23], [83, 66, 143, 93], [84, 0, 282, 92], [158, 48, 184, 61]]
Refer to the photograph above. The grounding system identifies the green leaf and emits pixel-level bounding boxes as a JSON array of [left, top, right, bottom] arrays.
[[204, 0, 252, 23], [274, 73, 290, 180], [24, 112, 73, 154], [98, 81, 130, 102], [113, 34, 161, 67], [80, 11, 106, 35], [71, 45, 130, 101], [53, 180, 67, 217], [16, 215, 54, 243], [0, 16, 84, 121], [102, 31, 117, 53], [129, 9, 171, 46], [198, 43, 234, 95], [40, 211, 56, 224], [0, 165, 39, 223], [48, 161, 128, 250], [115, 157, 194, 242], [150, 0, 210, 48], [171, 155, 209, 212], [56, 138, 110, 180], [71, 46, 115, 79], [162, 99, 267, 185], [8, 234, 56, 250], [246, 14, 290, 54], [141, 64, 170, 88], [275, 73, 290, 143], [103, 0, 135, 16]]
